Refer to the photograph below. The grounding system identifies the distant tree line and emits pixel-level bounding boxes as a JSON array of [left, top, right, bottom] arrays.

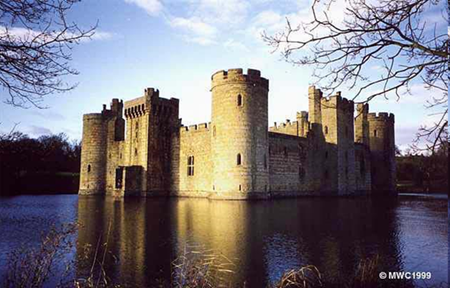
[[0, 130, 81, 195], [396, 144, 448, 194]]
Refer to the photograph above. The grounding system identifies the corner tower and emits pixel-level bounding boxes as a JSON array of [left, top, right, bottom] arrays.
[[211, 68, 269, 198], [79, 99, 124, 195], [368, 112, 396, 194]]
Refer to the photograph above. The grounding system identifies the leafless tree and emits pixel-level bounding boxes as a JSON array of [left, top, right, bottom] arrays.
[[0, 0, 96, 108], [263, 0, 448, 154]]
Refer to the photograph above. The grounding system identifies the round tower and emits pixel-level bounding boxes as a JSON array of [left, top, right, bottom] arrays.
[[79, 113, 107, 195], [211, 68, 269, 198], [367, 112, 396, 194]]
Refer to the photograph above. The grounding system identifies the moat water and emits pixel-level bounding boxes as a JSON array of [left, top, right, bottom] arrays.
[[0, 194, 447, 287]]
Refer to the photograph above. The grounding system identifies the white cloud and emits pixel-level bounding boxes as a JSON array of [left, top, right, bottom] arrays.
[[170, 17, 217, 37], [192, 0, 250, 26], [90, 31, 115, 41], [371, 83, 444, 106], [124, 0, 163, 16], [0, 26, 114, 43], [187, 36, 217, 46], [169, 16, 218, 45], [223, 39, 249, 51]]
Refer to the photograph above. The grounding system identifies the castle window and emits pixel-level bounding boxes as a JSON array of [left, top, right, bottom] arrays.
[[115, 167, 123, 189], [264, 154, 267, 169], [324, 126, 329, 134], [237, 153, 242, 165], [135, 148, 138, 156], [187, 156, 194, 176], [239, 184, 242, 191], [136, 122, 139, 129], [374, 129, 377, 137], [87, 164, 91, 173], [299, 166, 305, 180], [237, 94, 243, 106]]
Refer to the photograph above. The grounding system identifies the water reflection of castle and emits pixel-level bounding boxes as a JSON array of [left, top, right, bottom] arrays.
[[78, 68, 396, 199], [76, 198, 404, 286]]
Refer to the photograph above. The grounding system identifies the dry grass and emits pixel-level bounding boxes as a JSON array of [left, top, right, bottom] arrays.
[[3, 223, 77, 288], [272, 265, 322, 288], [4, 228, 447, 288], [3, 222, 120, 288], [170, 244, 236, 288], [351, 254, 380, 288]]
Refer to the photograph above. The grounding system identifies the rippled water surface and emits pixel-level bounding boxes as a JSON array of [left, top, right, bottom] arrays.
[[0, 194, 447, 287]]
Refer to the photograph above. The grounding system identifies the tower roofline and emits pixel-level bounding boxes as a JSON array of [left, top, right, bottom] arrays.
[[211, 68, 269, 91]]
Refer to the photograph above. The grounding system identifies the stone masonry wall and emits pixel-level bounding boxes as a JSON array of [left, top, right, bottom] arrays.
[[124, 96, 150, 195], [79, 69, 395, 199], [368, 113, 396, 193], [79, 114, 107, 195], [268, 133, 314, 194], [177, 124, 212, 194], [211, 69, 269, 197]]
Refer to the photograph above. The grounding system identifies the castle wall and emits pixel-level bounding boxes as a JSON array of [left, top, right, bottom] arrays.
[[124, 97, 150, 195], [354, 143, 371, 193], [146, 92, 180, 194], [320, 94, 356, 195], [79, 69, 395, 199], [268, 113, 309, 137], [177, 124, 212, 196], [268, 133, 314, 194], [210, 69, 269, 197], [269, 120, 300, 136], [368, 113, 396, 193], [79, 114, 108, 195], [124, 89, 180, 196]]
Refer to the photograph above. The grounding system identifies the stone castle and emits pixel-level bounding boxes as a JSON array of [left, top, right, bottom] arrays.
[[79, 68, 396, 199]]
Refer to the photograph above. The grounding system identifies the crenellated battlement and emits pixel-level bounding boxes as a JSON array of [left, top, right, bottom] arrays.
[[320, 93, 354, 113], [124, 103, 146, 119], [123, 88, 179, 119], [83, 113, 103, 120], [367, 112, 395, 122], [86, 98, 124, 119], [270, 119, 298, 130], [297, 111, 308, 119], [144, 87, 159, 98], [211, 68, 269, 90], [356, 103, 369, 114], [79, 68, 396, 198], [181, 122, 210, 133]]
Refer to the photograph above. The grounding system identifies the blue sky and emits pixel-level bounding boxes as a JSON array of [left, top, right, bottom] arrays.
[[0, 0, 447, 152]]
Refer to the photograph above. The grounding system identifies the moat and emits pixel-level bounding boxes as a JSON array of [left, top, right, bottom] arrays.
[[0, 194, 447, 287]]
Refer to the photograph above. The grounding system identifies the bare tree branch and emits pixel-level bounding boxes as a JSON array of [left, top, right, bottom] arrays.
[[0, 0, 96, 108], [263, 0, 448, 154]]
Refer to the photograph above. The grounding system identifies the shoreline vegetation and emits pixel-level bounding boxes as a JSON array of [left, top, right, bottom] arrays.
[[2, 223, 448, 288]]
